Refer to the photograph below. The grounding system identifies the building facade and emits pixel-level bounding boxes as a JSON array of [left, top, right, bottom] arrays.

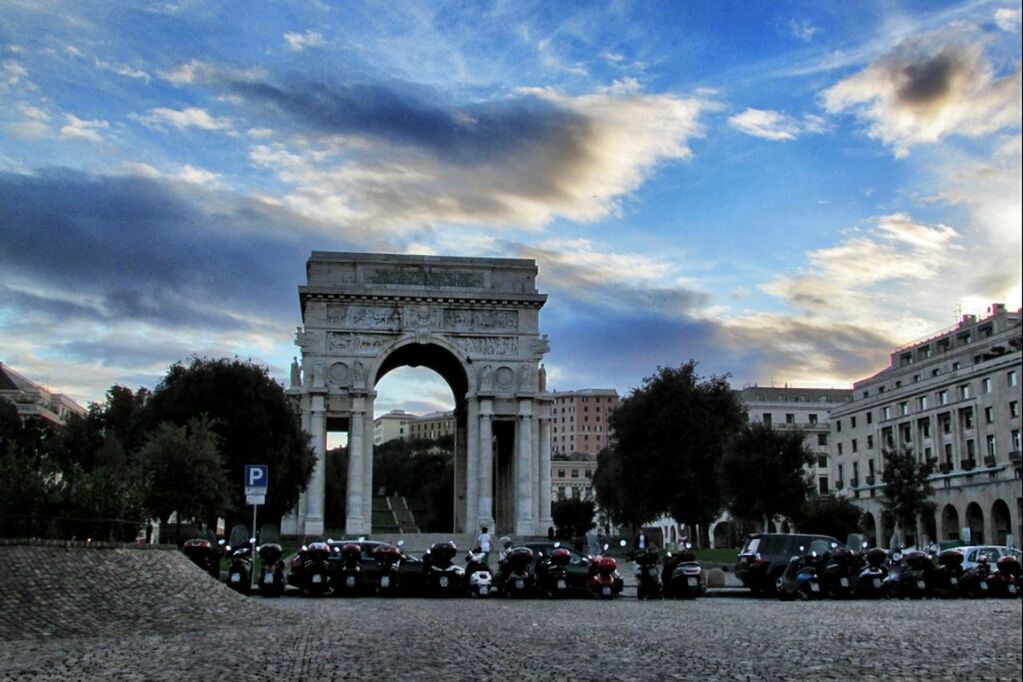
[[829, 304, 1022, 548], [551, 457, 597, 501], [407, 410, 455, 441], [373, 409, 413, 445], [549, 388, 619, 456], [0, 362, 86, 425]]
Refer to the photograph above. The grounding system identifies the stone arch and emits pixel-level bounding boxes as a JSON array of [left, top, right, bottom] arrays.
[[284, 252, 553, 538], [990, 499, 1011, 546], [941, 504, 960, 542], [965, 502, 984, 544]]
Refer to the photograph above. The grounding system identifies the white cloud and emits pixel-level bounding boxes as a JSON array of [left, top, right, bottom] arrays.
[[1, 60, 28, 91], [994, 8, 1021, 32], [59, 114, 109, 142], [175, 164, 223, 186], [728, 108, 829, 140], [822, 33, 1022, 157], [131, 106, 233, 132], [161, 59, 265, 86], [790, 19, 819, 42], [284, 30, 325, 51]]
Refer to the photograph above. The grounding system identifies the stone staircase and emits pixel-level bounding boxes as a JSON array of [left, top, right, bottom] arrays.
[[371, 496, 399, 534], [387, 495, 420, 534]]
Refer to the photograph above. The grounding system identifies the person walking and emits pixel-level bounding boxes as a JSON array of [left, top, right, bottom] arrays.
[[477, 526, 493, 568]]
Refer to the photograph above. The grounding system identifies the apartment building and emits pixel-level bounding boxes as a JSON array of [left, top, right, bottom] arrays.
[[551, 457, 597, 501], [373, 409, 414, 445], [550, 388, 619, 456], [406, 410, 455, 441], [829, 304, 1022, 547], [0, 362, 86, 426]]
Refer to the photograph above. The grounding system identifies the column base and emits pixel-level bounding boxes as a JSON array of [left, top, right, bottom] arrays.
[[302, 516, 324, 536], [515, 519, 536, 536], [281, 511, 302, 536], [345, 516, 368, 536]]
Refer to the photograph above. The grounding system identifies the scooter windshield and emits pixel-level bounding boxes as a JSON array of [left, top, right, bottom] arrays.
[[228, 524, 250, 548], [259, 524, 281, 546]]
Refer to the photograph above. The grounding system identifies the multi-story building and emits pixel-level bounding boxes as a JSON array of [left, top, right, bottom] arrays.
[[373, 409, 414, 445], [551, 456, 597, 501], [829, 304, 1022, 548], [406, 410, 455, 441], [738, 386, 853, 495], [550, 388, 619, 456], [0, 362, 86, 425]]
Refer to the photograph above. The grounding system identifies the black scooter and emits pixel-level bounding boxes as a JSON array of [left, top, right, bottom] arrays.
[[224, 524, 253, 595], [634, 547, 662, 600], [256, 524, 285, 597]]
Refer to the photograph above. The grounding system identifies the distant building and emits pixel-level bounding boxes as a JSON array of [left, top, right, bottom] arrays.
[[551, 457, 597, 501], [373, 409, 414, 445], [829, 304, 1022, 547], [550, 388, 619, 457], [0, 362, 86, 426], [407, 410, 455, 441]]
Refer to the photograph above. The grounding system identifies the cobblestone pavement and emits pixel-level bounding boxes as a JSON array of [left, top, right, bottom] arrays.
[[1, 595, 1020, 681]]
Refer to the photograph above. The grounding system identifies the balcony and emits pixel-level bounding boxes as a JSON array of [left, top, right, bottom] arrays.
[[834, 481, 844, 490], [960, 458, 976, 471], [850, 477, 859, 487], [939, 462, 952, 474], [1010, 451, 1022, 465], [983, 455, 996, 467], [865, 475, 875, 485]]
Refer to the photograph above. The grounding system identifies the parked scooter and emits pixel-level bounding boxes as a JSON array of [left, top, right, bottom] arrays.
[[256, 524, 285, 597], [959, 552, 992, 598], [500, 546, 536, 598], [537, 544, 573, 598], [660, 544, 703, 599], [932, 549, 965, 599], [289, 537, 333, 596], [777, 545, 822, 600], [987, 554, 1021, 598], [587, 542, 624, 599], [335, 542, 364, 596], [224, 524, 254, 595], [884, 549, 931, 599], [182, 528, 220, 579], [464, 548, 494, 597], [821, 544, 857, 599], [373, 543, 403, 596], [633, 547, 662, 600], [423, 541, 464, 597]]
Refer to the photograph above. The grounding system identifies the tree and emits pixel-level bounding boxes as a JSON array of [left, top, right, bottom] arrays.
[[881, 446, 935, 546], [719, 422, 815, 528], [143, 357, 315, 526], [137, 417, 231, 542], [592, 446, 626, 526], [552, 498, 595, 539], [794, 494, 866, 541], [597, 362, 746, 531]]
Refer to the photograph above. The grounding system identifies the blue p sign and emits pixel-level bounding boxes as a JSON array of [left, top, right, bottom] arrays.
[[244, 465, 268, 494]]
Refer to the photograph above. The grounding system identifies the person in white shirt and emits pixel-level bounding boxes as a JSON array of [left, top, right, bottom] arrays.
[[477, 526, 493, 567]]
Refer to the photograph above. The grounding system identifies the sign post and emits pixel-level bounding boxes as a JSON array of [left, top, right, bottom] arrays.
[[244, 465, 268, 592]]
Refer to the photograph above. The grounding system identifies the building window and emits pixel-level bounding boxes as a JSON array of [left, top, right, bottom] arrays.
[[763, 413, 772, 426], [1011, 401, 1020, 418], [817, 434, 827, 446], [785, 413, 795, 424], [866, 411, 872, 425], [919, 418, 931, 438], [837, 443, 843, 456], [867, 435, 874, 449], [984, 406, 994, 424], [819, 477, 829, 495], [852, 439, 858, 453], [939, 390, 948, 405], [836, 419, 841, 432], [899, 402, 908, 416], [817, 455, 828, 468], [809, 413, 818, 424], [557, 469, 565, 478], [983, 377, 992, 393], [571, 470, 579, 478], [961, 408, 974, 430], [959, 384, 971, 400], [941, 414, 951, 434], [1012, 429, 1021, 453], [986, 435, 996, 458], [851, 416, 857, 428], [966, 439, 976, 459], [882, 406, 891, 420], [1009, 370, 1018, 387], [918, 396, 929, 410]]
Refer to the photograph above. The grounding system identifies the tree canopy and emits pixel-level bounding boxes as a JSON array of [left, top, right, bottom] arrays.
[[719, 422, 815, 526], [881, 445, 935, 544], [552, 497, 595, 538], [143, 357, 315, 527], [595, 362, 745, 528], [793, 493, 865, 541]]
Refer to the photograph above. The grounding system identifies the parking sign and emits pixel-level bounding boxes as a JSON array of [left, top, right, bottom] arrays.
[[244, 465, 268, 495]]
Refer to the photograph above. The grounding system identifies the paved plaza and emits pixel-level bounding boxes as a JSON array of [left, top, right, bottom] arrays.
[[1, 545, 1020, 681]]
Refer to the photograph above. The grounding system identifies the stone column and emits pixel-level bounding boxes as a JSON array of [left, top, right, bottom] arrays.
[[362, 394, 375, 530], [465, 399, 479, 534], [515, 399, 534, 536], [538, 410, 553, 529], [304, 394, 326, 535], [346, 397, 366, 535], [477, 398, 494, 530]]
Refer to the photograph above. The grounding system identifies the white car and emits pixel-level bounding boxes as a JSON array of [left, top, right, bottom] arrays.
[[950, 545, 1022, 572]]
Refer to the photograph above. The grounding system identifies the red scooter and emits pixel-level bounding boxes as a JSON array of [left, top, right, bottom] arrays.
[[587, 542, 624, 599], [988, 554, 1021, 598]]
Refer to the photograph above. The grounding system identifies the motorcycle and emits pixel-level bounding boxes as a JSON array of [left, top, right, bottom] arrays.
[[182, 528, 220, 579], [633, 547, 662, 600], [932, 549, 964, 599], [256, 524, 286, 597], [959, 553, 992, 598], [373, 543, 403, 596], [423, 541, 464, 597], [500, 546, 536, 598], [586, 543, 624, 600], [854, 547, 888, 599], [464, 548, 494, 597], [335, 542, 364, 597], [663, 544, 703, 599], [884, 549, 931, 599], [987, 554, 1021, 598], [224, 524, 253, 595], [536, 545, 573, 598], [821, 544, 857, 599], [289, 537, 333, 596], [777, 545, 822, 600]]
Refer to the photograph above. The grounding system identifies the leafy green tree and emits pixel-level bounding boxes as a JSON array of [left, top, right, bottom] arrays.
[[137, 418, 231, 542], [720, 422, 815, 528], [793, 494, 865, 541], [592, 446, 627, 526], [372, 435, 454, 532], [597, 362, 745, 531], [552, 498, 595, 538], [881, 446, 935, 546], [143, 357, 314, 527], [323, 445, 348, 531]]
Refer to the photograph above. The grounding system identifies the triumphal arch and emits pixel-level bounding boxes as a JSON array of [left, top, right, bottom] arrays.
[[282, 252, 553, 537]]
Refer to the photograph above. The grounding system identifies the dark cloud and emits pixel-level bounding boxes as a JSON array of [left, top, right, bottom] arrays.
[[0, 169, 345, 331], [225, 76, 592, 168], [897, 53, 956, 106]]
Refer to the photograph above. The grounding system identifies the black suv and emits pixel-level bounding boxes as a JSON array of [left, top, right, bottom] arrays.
[[735, 533, 841, 594]]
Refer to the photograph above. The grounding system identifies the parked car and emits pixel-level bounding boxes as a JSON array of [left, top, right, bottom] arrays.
[[953, 546, 1022, 573], [735, 533, 843, 595]]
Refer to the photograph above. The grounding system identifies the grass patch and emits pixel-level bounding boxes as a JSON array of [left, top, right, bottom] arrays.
[[693, 547, 740, 565]]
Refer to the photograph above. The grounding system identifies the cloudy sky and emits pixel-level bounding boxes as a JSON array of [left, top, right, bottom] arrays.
[[1, 0, 1020, 416]]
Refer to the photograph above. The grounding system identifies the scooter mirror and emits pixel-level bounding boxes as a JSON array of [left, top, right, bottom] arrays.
[[798, 545, 805, 552], [553, 541, 561, 548], [218, 539, 226, 546], [397, 540, 405, 547], [301, 545, 307, 552], [602, 543, 609, 551], [831, 542, 838, 549], [249, 537, 256, 545], [619, 540, 628, 547], [358, 536, 366, 542]]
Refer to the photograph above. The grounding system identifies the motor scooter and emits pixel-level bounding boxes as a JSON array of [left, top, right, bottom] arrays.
[[821, 544, 857, 599], [256, 524, 285, 597], [373, 543, 403, 596], [884, 549, 931, 599], [500, 546, 535, 598], [987, 554, 1021, 598], [854, 546, 888, 599], [587, 542, 624, 599], [931, 549, 964, 599], [633, 547, 662, 600], [224, 524, 253, 595], [777, 545, 822, 600], [423, 541, 464, 597], [662, 544, 704, 599], [959, 552, 992, 598], [537, 544, 573, 598], [182, 529, 220, 579], [335, 542, 364, 597], [464, 548, 494, 597], [288, 537, 332, 596]]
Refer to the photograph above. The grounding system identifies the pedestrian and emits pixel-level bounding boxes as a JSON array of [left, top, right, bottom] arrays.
[[586, 527, 600, 556], [477, 525, 493, 567], [633, 530, 649, 559]]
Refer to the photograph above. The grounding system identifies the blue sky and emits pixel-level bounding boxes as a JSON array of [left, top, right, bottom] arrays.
[[1, 0, 1020, 417]]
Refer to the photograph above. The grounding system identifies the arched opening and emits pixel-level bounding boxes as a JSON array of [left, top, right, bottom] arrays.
[[921, 509, 937, 548], [965, 502, 984, 544], [712, 520, 735, 549], [880, 511, 895, 548], [861, 512, 877, 547], [941, 504, 960, 542], [991, 499, 1011, 545], [372, 343, 469, 534]]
